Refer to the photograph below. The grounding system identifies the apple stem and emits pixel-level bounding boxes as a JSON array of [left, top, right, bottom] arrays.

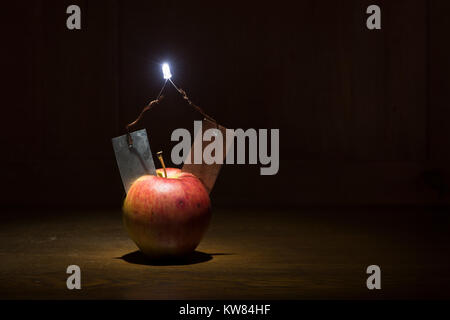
[[156, 151, 167, 178]]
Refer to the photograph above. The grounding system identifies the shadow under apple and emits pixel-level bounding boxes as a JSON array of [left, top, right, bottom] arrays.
[[118, 250, 232, 266]]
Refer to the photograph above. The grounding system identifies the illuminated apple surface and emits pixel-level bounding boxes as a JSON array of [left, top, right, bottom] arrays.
[[123, 168, 211, 258]]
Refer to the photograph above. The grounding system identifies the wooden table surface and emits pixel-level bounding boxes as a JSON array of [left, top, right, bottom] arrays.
[[1, 207, 449, 299]]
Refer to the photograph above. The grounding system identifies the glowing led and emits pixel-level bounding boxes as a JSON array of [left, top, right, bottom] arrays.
[[162, 63, 172, 79]]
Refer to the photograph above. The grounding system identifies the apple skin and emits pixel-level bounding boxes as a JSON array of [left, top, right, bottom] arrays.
[[123, 168, 211, 258]]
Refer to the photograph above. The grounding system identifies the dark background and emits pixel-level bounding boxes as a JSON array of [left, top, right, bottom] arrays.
[[3, 0, 450, 211]]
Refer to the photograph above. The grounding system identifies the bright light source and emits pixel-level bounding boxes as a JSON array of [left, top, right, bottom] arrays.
[[162, 63, 172, 79]]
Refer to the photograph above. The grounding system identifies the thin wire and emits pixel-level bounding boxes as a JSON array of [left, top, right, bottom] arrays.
[[168, 78, 218, 126], [126, 76, 218, 147], [125, 80, 167, 147], [157, 79, 168, 100], [168, 78, 181, 92]]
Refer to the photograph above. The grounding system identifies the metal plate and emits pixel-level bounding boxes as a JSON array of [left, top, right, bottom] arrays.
[[182, 119, 230, 194], [112, 129, 156, 193]]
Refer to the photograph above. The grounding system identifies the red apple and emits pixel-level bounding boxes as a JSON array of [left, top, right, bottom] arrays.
[[123, 167, 211, 258]]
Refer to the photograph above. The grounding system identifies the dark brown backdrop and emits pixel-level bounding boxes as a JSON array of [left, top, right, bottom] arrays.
[[2, 0, 450, 210]]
